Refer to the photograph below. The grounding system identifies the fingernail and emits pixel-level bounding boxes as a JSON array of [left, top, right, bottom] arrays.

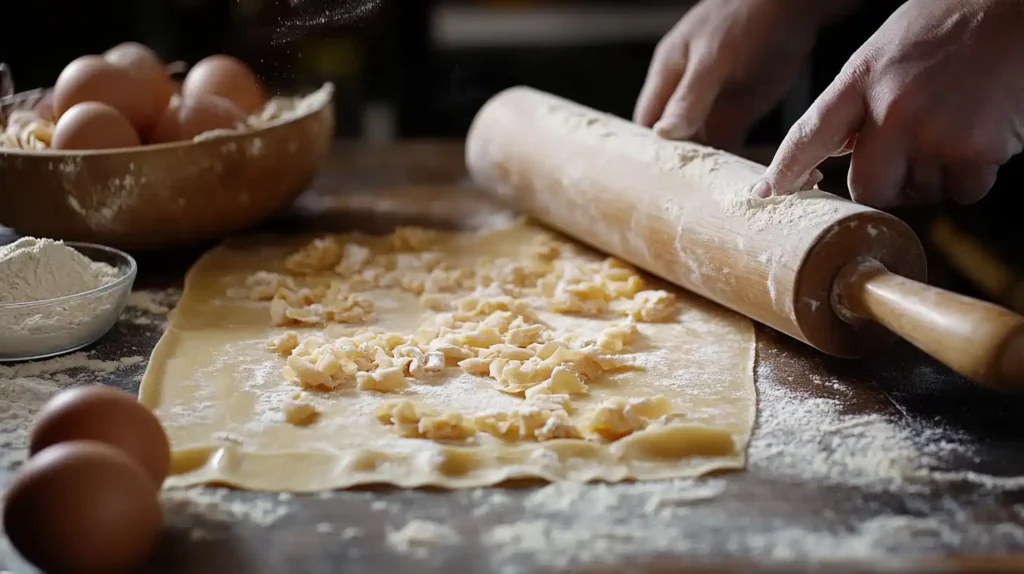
[[653, 118, 692, 140], [652, 119, 676, 139], [750, 179, 772, 199], [806, 169, 824, 189]]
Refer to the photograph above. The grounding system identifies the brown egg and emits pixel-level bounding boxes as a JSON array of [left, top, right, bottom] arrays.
[[104, 42, 164, 76], [3, 441, 162, 574], [53, 55, 164, 134], [30, 385, 170, 485], [51, 102, 141, 150], [149, 93, 246, 144], [103, 42, 176, 129], [182, 54, 266, 115]]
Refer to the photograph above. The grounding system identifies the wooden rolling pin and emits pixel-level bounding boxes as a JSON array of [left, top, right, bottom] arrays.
[[465, 87, 1024, 390]]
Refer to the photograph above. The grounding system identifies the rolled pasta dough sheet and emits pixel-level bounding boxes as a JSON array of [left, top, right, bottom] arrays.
[[140, 220, 756, 491]]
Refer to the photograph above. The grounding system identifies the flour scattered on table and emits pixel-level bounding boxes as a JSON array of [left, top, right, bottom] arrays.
[[123, 288, 181, 326], [0, 352, 144, 475], [0, 376, 63, 477], [0, 352, 137, 381], [127, 288, 179, 315], [339, 526, 364, 540], [161, 487, 291, 529], [387, 519, 462, 559], [465, 343, 1009, 574], [748, 346, 970, 491], [643, 479, 727, 513]]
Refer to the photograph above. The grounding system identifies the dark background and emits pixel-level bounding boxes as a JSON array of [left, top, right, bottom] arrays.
[[2, 0, 1021, 308]]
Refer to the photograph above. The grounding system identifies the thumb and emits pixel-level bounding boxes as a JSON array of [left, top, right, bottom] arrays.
[[654, 53, 723, 141], [754, 78, 866, 197]]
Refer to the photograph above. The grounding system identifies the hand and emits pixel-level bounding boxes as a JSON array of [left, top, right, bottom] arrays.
[[755, 0, 1024, 207], [634, 0, 854, 150]]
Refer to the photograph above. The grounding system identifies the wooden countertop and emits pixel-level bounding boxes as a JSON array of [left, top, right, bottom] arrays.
[[3, 141, 1024, 574]]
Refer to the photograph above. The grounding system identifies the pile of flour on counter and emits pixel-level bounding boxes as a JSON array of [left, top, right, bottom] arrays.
[[0, 237, 121, 351]]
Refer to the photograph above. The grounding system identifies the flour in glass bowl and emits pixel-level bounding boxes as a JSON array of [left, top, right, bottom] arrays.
[[0, 237, 122, 355]]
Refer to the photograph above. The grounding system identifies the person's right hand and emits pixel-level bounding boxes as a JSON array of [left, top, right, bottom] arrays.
[[634, 0, 860, 151], [752, 0, 1024, 208]]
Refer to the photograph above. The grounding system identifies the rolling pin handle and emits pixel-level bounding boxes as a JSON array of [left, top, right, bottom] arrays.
[[833, 257, 1024, 390]]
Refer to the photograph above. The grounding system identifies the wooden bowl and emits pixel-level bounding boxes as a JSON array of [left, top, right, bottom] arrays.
[[0, 83, 335, 251]]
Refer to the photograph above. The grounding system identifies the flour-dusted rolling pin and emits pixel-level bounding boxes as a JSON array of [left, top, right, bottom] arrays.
[[465, 86, 1024, 390]]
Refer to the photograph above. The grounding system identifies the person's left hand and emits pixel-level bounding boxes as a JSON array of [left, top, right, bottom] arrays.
[[753, 0, 1024, 208]]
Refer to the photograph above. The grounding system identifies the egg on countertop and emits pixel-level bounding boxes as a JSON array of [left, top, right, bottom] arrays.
[[2, 441, 162, 574], [149, 93, 246, 144], [51, 102, 141, 150], [29, 384, 171, 484], [53, 55, 167, 135], [182, 54, 266, 115]]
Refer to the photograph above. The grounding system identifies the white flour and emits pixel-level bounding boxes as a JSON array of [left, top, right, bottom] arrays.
[[122, 288, 180, 326], [0, 237, 117, 304], [162, 487, 291, 529], [386, 519, 462, 558], [0, 352, 145, 476], [0, 238, 123, 357]]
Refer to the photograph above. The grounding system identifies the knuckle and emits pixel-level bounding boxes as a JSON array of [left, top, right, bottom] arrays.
[[875, 89, 922, 126], [789, 115, 820, 144], [787, 112, 843, 154], [652, 40, 684, 70], [837, 58, 871, 86], [683, 44, 714, 69], [837, 45, 878, 85], [768, 149, 804, 185]]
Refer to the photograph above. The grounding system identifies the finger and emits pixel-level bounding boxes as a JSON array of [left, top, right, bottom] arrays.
[[942, 162, 998, 205], [751, 168, 824, 198], [904, 159, 943, 205], [754, 80, 867, 197], [847, 123, 908, 209], [653, 52, 724, 140], [833, 134, 858, 157], [634, 43, 688, 127]]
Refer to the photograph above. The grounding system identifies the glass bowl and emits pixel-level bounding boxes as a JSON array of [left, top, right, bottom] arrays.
[[0, 242, 137, 362]]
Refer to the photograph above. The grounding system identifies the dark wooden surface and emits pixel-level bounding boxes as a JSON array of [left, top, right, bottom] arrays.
[[4, 142, 1024, 574]]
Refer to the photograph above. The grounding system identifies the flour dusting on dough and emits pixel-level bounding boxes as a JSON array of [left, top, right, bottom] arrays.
[[142, 218, 756, 491]]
